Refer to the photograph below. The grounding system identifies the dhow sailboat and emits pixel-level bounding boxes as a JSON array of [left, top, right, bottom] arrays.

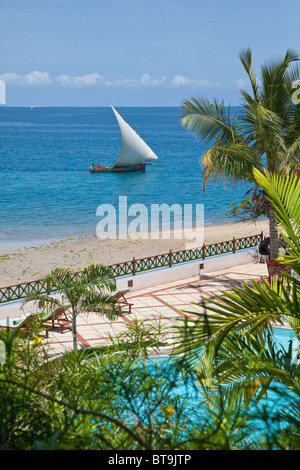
[[90, 105, 158, 173]]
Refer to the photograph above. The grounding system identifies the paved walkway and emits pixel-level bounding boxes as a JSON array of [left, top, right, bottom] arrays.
[[0, 262, 268, 357]]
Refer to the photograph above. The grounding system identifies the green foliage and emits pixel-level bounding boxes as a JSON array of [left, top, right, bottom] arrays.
[[0, 321, 239, 450], [26, 264, 120, 351], [226, 186, 266, 220], [102, 316, 168, 360], [180, 48, 300, 259], [2, 171, 300, 449], [1, 299, 299, 450], [172, 170, 300, 449]]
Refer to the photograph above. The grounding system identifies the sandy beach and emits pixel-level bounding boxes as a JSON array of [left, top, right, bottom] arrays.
[[0, 219, 269, 287]]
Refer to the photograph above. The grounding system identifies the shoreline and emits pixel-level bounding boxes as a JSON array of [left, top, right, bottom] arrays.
[[0, 219, 268, 287]]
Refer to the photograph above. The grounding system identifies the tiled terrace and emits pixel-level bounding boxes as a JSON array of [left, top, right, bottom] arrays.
[[0, 262, 268, 358]]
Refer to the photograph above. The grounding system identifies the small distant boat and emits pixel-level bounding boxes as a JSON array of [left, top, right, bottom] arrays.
[[90, 105, 158, 173]]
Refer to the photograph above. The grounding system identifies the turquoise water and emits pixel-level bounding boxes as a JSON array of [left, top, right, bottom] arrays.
[[145, 327, 299, 441], [0, 106, 252, 246]]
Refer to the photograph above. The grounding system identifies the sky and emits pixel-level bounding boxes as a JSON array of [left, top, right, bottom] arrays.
[[0, 0, 299, 106]]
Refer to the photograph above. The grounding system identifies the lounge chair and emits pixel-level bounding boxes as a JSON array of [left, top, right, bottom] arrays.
[[0, 311, 40, 331], [0, 305, 70, 338], [40, 306, 70, 336], [112, 288, 133, 314]]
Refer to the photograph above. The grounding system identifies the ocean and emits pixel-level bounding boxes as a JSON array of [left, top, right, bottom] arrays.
[[0, 106, 251, 248]]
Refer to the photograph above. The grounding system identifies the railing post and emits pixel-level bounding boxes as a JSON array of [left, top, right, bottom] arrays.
[[202, 243, 206, 259], [169, 250, 172, 267], [47, 278, 51, 295], [233, 237, 236, 253], [132, 257, 136, 275], [261, 231, 264, 242]]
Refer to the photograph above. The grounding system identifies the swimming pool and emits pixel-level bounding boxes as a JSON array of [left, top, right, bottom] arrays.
[[143, 327, 300, 447]]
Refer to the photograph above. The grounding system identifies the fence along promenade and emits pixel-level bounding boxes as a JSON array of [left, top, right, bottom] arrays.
[[0, 233, 263, 305]]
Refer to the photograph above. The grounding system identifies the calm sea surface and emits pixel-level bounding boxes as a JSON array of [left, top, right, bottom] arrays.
[[0, 106, 251, 247]]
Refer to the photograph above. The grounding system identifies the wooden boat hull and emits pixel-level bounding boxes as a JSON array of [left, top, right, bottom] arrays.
[[90, 163, 146, 173]]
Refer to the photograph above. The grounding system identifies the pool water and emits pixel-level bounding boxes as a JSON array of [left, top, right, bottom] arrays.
[[144, 327, 300, 444]]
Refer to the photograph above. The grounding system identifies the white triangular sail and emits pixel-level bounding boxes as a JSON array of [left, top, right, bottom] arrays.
[[111, 105, 158, 167]]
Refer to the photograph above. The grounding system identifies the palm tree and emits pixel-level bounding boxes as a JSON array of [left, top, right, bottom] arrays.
[[173, 169, 300, 411], [27, 264, 120, 351], [180, 48, 300, 260]]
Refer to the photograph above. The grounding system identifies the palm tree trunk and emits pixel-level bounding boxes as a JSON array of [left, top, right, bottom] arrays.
[[71, 311, 78, 352], [267, 199, 279, 261]]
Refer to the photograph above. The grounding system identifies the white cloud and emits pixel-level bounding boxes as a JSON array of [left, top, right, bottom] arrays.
[[0, 71, 221, 90], [0, 71, 52, 86], [0, 72, 22, 85], [105, 74, 167, 88], [171, 74, 214, 88], [140, 73, 167, 87], [24, 71, 52, 86], [104, 78, 139, 88], [235, 78, 247, 88], [55, 73, 166, 89], [56, 73, 104, 87]]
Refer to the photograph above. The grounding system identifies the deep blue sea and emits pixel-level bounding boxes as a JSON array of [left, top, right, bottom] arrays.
[[0, 106, 251, 248]]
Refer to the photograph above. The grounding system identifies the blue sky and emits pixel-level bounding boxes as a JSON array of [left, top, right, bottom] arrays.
[[0, 0, 299, 106]]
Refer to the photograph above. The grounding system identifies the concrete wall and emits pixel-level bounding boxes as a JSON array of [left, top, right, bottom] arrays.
[[116, 247, 258, 292]]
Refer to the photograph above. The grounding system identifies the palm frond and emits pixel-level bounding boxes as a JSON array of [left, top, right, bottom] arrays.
[[239, 47, 259, 100], [24, 264, 119, 350], [83, 290, 121, 320], [238, 92, 286, 162], [24, 292, 64, 311], [180, 97, 244, 147], [201, 141, 262, 187], [280, 136, 300, 166], [253, 169, 300, 257], [260, 49, 300, 116]]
